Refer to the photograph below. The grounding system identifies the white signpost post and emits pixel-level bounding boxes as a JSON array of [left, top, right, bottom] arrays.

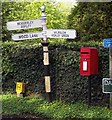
[[6, 5, 76, 102]]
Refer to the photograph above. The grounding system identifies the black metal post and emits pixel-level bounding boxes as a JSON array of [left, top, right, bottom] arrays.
[[88, 75, 91, 107], [41, 5, 52, 103], [41, 42, 52, 103]]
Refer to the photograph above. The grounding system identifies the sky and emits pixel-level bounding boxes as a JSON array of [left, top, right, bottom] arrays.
[[2, 0, 111, 3], [55, 0, 111, 2], [2, 0, 77, 3], [55, 0, 76, 2], [51, 0, 77, 4], [50, 0, 77, 6]]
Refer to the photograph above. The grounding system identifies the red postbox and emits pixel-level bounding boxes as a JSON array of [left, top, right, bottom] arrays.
[[80, 47, 98, 76]]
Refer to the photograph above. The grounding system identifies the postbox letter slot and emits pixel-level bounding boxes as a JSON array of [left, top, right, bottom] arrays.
[[83, 61, 87, 71]]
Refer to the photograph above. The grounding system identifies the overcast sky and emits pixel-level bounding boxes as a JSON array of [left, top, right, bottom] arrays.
[[50, 0, 77, 6], [2, 0, 77, 2], [2, 0, 111, 2], [55, 0, 76, 2]]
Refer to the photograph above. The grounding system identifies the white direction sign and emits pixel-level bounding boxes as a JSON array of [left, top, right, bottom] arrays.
[[12, 32, 43, 41], [11, 29, 77, 41], [7, 19, 42, 30], [45, 29, 76, 39]]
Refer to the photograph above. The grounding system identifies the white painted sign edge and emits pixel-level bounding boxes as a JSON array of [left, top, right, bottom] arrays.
[[102, 78, 112, 93]]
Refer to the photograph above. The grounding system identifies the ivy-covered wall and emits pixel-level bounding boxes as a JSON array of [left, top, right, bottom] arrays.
[[2, 41, 109, 106]]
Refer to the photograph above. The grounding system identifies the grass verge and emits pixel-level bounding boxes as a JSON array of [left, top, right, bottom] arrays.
[[1, 94, 112, 119]]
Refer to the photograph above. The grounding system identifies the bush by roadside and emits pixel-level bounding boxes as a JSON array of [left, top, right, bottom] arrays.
[[2, 41, 109, 106]]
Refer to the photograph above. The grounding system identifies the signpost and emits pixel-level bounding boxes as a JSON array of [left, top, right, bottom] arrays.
[[45, 29, 76, 39], [6, 5, 76, 101], [40, 5, 52, 103], [12, 30, 76, 41], [103, 38, 112, 109], [12, 32, 43, 41], [7, 19, 42, 30]]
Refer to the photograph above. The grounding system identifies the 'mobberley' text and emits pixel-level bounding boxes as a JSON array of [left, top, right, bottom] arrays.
[[17, 21, 33, 29]]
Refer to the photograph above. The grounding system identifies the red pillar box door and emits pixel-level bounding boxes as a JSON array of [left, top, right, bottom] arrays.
[[80, 47, 98, 76]]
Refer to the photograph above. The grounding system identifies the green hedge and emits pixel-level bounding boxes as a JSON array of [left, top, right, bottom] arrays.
[[2, 41, 110, 106]]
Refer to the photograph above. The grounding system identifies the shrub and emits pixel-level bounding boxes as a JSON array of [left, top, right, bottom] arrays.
[[1, 41, 110, 106], [67, 3, 112, 42]]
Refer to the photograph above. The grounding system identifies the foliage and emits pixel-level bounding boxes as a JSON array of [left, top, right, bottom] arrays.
[[2, 1, 70, 41], [2, 41, 109, 106], [67, 2, 112, 42], [2, 94, 112, 119]]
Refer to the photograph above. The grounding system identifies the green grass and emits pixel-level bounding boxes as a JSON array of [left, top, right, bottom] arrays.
[[1, 94, 112, 119]]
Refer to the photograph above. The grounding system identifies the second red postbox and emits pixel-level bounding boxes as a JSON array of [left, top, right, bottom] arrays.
[[80, 47, 98, 76]]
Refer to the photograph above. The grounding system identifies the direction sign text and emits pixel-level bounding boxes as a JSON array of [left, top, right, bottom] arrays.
[[12, 32, 43, 41], [45, 29, 76, 39], [7, 19, 42, 30]]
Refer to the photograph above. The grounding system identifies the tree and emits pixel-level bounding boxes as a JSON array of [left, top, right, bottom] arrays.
[[2, 1, 70, 41], [67, 2, 112, 42]]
